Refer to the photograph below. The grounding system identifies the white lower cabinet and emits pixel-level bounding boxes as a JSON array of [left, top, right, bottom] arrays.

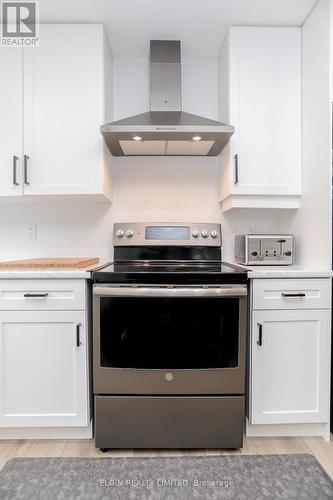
[[249, 278, 331, 429], [0, 302, 89, 427]]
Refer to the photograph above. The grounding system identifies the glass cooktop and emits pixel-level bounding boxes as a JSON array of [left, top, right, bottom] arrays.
[[93, 262, 248, 285]]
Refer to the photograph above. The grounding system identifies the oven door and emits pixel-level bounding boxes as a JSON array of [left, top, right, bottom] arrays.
[[93, 285, 247, 395]]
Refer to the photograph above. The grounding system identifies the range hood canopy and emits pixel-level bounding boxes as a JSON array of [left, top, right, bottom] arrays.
[[101, 40, 234, 157]]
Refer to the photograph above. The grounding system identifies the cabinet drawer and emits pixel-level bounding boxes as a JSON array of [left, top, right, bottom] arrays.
[[252, 279, 331, 310], [0, 280, 86, 310], [95, 396, 244, 449]]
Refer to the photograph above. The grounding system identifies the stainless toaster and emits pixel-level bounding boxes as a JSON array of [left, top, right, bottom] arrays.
[[235, 234, 294, 266]]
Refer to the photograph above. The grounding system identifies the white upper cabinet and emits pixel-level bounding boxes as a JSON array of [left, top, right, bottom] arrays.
[[0, 25, 113, 200], [218, 27, 302, 211], [0, 47, 23, 196], [23, 25, 112, 198]]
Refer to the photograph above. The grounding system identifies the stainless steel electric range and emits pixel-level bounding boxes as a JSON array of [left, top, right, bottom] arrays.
[[92, 222, 248, 451]]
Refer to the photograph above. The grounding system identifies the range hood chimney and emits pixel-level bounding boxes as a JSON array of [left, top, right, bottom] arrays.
[[101, 40, 234, 157], [150, 40, 182, 112]]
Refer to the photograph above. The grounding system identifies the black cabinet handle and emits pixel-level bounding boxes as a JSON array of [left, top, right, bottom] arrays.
[[13, 156, 19, 186], [76, 323, 82, 347], [24, 292, 48, 298], [282, 293, 306, 298], [24, 155, 30, 185], [257, 323, 263, 346], [234, 154, 239, 184]]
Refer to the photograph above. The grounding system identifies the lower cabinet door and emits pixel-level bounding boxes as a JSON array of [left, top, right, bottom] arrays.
[[251, 309, 330, 424], [0, 310, 88, 427]]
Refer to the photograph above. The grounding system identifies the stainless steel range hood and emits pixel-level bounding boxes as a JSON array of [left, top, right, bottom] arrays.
[[101, 40, 234, 157]]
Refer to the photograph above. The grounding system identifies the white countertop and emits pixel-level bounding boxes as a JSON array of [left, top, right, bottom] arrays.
[[0, 261, 110, 279], [0, 260, 332, 279], [228, 262, 333, 278]]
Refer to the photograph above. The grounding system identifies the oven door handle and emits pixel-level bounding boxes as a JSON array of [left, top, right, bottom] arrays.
[[93, 285, 247, 298]]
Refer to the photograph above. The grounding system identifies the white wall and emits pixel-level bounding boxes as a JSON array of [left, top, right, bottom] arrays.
[[112, 57, 218, 120], [0, 201, 113, 261], [111, 156, 220, 222], [289, 0, 332, 267]]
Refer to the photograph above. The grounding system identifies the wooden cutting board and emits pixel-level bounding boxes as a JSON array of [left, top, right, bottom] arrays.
[[0, 257, 99, 269]]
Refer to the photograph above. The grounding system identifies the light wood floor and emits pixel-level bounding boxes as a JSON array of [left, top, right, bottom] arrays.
[[1, 436, 333, 479]]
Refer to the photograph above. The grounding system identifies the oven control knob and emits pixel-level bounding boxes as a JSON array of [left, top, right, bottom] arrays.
[[251, 251, 258, 257], [285, 251, 292, 256], [211, 230, 218, 239], [116, 229, 124, 238], [192, 229, 200, 238], [201, 229, 209, 238], [125, 229, 134, 238]]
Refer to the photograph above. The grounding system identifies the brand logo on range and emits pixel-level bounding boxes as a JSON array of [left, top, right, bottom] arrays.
[[165, 372, 174, 382], [1, 1, 39, 46]]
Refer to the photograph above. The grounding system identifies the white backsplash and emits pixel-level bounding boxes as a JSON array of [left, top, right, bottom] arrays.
[[0, 156, 293, 263]]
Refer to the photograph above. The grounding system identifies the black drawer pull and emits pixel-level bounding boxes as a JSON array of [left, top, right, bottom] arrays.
[[257, 323, 263, 346], [76, 323, 82, 347], [282, 293, 306, 298], [24, 292, 48, 298]]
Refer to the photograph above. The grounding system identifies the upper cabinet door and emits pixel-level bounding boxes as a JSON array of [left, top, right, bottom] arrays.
[[23, 25, 111, 197], [0, 47, 23, 196], [218, 27, 302, 210]]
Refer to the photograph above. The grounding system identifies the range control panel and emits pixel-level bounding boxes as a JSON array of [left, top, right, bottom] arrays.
[[113, 223, 222, 247]]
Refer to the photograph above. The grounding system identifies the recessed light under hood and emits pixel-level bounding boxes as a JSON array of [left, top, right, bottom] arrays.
[[101, 40, 234, 157]]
